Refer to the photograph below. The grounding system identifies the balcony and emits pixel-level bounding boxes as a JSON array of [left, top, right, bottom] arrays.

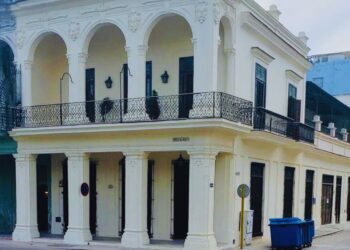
[[13, 92, 253, 129], [253, 107, 315, 144]]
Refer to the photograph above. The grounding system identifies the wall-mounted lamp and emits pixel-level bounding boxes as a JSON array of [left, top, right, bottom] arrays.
[[105, 76, 113, 89], [161, 70, 169, 84]]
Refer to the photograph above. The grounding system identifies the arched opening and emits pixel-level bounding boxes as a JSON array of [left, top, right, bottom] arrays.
[[85, 24, 126, 122], [217, 16, 235, 94], [146, 14, 193, 119], [0, 40, 16, 107], [31, 33, 68, 106]]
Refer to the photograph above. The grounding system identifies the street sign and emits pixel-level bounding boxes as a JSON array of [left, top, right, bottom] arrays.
[[237, 184, 250, 249], [237, 184, 250, 198]]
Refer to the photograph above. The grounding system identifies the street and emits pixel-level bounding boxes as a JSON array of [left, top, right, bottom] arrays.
[[0, 231, 350, 250]]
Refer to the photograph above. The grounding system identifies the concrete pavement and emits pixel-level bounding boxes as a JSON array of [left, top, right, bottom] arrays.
[[1, 231, 350, 250]]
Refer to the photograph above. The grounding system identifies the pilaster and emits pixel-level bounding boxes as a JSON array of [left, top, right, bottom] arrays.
[[64, 152, 92, 245], [121, 151, 150, 248], [185, 150, 218, 250], [12, 153, 40, 241]]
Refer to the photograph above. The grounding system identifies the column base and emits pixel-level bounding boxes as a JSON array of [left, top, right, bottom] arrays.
[[121, 230, 150, 248], [184, 234, 218, 250], [12, 225, 39, 242], [64, 227, 92, 245]]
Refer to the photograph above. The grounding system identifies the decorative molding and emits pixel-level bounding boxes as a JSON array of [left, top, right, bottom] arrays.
[[224, 48, 236, 55], [286, 70, 303, 82], [213, 1, 222, 24], [13, 153, 37, 162], [66, 53, 88, 64], [241, 12, 311, 69], [26, 15, 68, 25], [68, 22, 80, 41], [128, 11, 141, 32], [196, 1, 209, 23], [251, 47, 275, 65], [22, 60, 33, 70], [15, 30, 25, 49]]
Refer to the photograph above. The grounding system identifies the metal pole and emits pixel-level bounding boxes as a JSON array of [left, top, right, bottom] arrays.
[[240, 187, 245, 250], [59, 72, 74, 126], [60, 78, 62, 125], [119, 66, 123, 122]]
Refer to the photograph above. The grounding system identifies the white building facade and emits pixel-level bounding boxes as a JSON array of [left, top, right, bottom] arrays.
[[1, 0, 350, 250]]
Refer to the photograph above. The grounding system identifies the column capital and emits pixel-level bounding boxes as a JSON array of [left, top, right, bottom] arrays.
[[66, 52, 88, 64], [65, 152, 90, 160], [125, 45, 148, 57], [13, 153, 37, 162], [22, 60, 33, 70], [123, 150, 149, 159], [187, 149, 219, 159], [224, 47, 236, 55]]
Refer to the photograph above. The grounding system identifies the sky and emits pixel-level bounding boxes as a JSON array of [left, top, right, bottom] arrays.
[[255, 0, 350, 55]]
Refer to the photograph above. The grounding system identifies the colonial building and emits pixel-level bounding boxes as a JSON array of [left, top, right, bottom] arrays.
[[1, 0, 350, 250]]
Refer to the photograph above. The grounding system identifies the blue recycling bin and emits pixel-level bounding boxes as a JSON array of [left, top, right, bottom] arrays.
[[269, 218, 303, 250], [303, 220, 315, 247]]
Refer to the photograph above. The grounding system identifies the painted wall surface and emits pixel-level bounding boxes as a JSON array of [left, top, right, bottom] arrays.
[[147, 16, 193, 97], [236, 4, 306, 120], [86, 25, 126, 102], [32, 35, 68, 105]]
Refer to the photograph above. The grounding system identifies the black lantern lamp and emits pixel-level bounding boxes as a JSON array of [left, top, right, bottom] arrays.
[[105, 76, 113, 89], [161, 70, 169, 84]]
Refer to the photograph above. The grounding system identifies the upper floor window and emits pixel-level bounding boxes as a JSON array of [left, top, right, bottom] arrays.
[[255, 63, 267, 108], [288, 84, 301, 121]]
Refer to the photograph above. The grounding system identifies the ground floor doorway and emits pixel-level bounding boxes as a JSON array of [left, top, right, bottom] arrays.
[[321, 175, 334, 225], [250, 162, 264, 237]]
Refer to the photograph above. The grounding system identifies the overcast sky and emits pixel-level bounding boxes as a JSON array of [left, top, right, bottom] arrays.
[[255, 0, 350, 55]]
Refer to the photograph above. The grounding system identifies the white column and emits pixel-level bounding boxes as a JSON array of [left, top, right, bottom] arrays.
[[65, 52, 89, 124], [214, 153, 234, 246], [12, 154, 39, 241], [21, 60, 33, 106], [193, 21, 220, 93], [121, 151, 149, 248], [224, 48, 236, 95], [64, 152, 92, 245], [122, 44, 148, 121], [314, 170, 322, 228], [185, 150, 218, 250], [67, 52, 87, 103], [125, 44, 147, 98], [341, 175, 348, 224]]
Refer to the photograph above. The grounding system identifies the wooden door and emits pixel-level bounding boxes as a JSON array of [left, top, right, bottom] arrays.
[[335, 177, 342, 224], [172, 155, 189, 239], [304, 170, 314, 220], [179, 57, 194, 118], [321, 175, 334, 225], [283, 167, 295, 218], [250, 162, 264, 237], [86, 68, 95, 122]]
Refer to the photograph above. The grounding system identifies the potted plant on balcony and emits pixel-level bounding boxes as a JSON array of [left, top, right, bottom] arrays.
[[146, 90, 160, 120], [100, 97, 113, 122]]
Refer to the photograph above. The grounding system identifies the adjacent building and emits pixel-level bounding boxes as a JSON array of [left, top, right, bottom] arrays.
[[308, 51, 350, 106], [0, 1, 350, 250]]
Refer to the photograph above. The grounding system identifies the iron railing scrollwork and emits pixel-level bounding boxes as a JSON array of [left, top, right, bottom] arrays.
[[13, 92, 253, 129], [253, 107, 315, 144]]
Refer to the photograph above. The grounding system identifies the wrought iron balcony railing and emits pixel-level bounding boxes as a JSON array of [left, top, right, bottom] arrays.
[[253, 107, 315, 144], [13, 92, 253, 129]]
